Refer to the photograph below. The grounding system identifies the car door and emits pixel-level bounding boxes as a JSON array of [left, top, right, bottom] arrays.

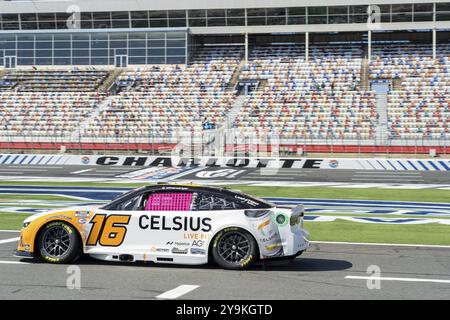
[[84, 189, 211, 261], [83, 191, 150, 255], [140, 190, 223, 259]]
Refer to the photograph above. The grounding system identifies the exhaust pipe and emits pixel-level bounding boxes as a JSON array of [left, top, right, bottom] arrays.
[[118, 254, 134, 262]]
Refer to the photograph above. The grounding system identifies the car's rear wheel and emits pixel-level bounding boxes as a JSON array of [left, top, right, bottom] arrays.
[[212, 228, 257, 270], [37, 221, 81, 264]]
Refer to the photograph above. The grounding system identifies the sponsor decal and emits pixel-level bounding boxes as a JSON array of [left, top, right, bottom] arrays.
[[195, 169, 240, 178], [260, 233, 280, 243], [75, 211, 90, 217], [45, 257, 61, 263], [139, 215, 212, 232], [190, 248, 206, 255], [166, 241, 190, 246], [46, 215, 72, 221], [248, 213, 284, 258], [241, 254, 253, 267], [184, 233, 209, 240], [81, 156, 90, 164], [192, 240, 205, 247], [118, 166, 193, 180], [172, 247, 189, 255], [150, 246, 170, 253], [273, 213, 289, 227], [77, 218, 87, 224], [235, 195, 259, 207], [265, 243, 282, 251], [329, 160, 339, 169], [257, 219, 271, 230]]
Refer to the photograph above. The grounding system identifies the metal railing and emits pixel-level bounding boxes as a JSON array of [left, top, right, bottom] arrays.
[[0, 131, 449, 157]]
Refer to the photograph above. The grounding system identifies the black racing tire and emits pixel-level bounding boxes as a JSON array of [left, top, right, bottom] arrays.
[[37, 221, 81, 264], [212, 227, 258, 270]]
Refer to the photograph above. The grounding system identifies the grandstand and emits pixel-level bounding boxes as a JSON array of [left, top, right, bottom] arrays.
[[0, 0, 450, 156]]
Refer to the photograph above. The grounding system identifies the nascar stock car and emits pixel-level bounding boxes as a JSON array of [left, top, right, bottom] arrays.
[[15, 184, 309, 270]]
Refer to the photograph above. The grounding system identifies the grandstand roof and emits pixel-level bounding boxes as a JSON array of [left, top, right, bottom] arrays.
[[1, 0, 449, 13]]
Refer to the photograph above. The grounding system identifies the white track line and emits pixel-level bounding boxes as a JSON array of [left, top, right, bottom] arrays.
[[0, 192, 94, 201], [346, 276, 450, 284], [0, 230, 20, 233], [156, 285, 200, 299], [311, 241, 450, 248], [0, 171, 24, 174], [1, 169, 49, 172], [354, 171, 421, 175], [0, 237, 20, 245], [79, 173, 117, 176], [71, 169, 93, 174], [0, 260, 31, 265], [6, 166, 63, 169], [94, 170, 131, 173]]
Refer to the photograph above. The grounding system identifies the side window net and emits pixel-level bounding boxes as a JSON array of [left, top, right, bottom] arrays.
[[144, 192, 192, 211]]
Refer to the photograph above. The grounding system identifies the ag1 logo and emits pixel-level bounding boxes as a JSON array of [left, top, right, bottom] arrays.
[[192, 240, 205, 247]]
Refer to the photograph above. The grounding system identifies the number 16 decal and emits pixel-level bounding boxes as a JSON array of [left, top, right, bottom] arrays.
[[86, 214, 131, 247]]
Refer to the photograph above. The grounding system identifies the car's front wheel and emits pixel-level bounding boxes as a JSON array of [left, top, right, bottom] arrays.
[[37, 221, 81, 264], [212, 228, 258, 270]]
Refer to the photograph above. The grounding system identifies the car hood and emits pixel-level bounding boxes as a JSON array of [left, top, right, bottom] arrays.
[[23, 205, 102, 224]]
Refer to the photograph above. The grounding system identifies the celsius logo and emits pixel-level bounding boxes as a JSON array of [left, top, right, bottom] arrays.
[[139, 215, 212, 232], [329, 160, 339, 169], [81, 156, 90, 164]]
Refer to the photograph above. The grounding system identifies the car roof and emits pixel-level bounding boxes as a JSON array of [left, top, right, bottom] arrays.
[[103, 183, 274, 210], [135, 183, 244, 196]]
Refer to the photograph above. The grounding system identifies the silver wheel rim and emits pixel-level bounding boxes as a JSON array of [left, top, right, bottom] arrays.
[[41, 226, 71, 258], [218, 232, 251, 265]]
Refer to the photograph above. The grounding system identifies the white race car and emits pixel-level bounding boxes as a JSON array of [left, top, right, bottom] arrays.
[[16, 184, 309, 270]]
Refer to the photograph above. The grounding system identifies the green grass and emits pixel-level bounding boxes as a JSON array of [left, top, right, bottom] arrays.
[[305, 220, 450, 245], [0, 181, 449, 203], [233, 186, 450, 203], [0, 181, 449, 245], [307, 212, 450, 220], [0, 212, 29, 230], [0, 194, 82, 201], [0, 181, 145, 188]]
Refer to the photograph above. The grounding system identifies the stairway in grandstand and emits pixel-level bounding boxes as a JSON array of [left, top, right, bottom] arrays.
[[99, 69, 125, 93], [222, 95, 247, 130], [70, 95, 116, 139], [0, 69, 13, 91], [228, 59, 246, 89], [200, 94, 247, 156], [372, 82, 390, 145], [361, 58, 370, 89]]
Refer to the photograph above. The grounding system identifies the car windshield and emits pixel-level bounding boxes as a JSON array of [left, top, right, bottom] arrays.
[[100, 186, 145, 210]]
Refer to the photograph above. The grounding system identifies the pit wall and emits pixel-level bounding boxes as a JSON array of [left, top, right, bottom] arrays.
[[0, 154, 449, 171]]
